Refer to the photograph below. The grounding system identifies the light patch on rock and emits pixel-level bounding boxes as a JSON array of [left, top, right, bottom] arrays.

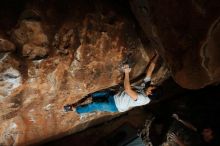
[[33, 59, 43, 64], [69, 59, 81, 74], [47, 71, 57, 91], [28, 109, 36, 123], [10, 122, 17, 129], [43, 104, 54, 111], [69, 46, 82, 74], [75, 45, 82, 61], [0, 53, 9, 63], [0, 67, 22, 100], [0, 121, 18, 146]]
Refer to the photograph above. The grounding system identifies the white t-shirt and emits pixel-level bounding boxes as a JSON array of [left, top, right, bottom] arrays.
[[114, 77, 151, 112]]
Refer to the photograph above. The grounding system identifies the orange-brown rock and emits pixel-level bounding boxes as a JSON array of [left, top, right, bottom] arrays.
[[130, 0, 220, 89], [0, 0, 169, 145], [0, 34, 15, 52]]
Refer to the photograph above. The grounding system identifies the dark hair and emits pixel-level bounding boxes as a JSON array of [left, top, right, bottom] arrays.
[[147, 85, 163, 100]]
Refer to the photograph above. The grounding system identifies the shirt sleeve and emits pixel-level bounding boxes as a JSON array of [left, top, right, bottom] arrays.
[[135, 94, 151, 105]]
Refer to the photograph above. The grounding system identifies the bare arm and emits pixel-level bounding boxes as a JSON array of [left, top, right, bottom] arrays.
[[172, 114, 197, 132], [146, 54, 159, 78], [123, 65, 138, 100]]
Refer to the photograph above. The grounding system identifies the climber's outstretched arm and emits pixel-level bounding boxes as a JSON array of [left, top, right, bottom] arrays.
[[123, 64, 138, 101]]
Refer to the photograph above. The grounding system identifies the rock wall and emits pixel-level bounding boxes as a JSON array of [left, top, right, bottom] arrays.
[[130, 0, 220, 89], [0, 0, 169, 145], [2, 0, 219, 145]]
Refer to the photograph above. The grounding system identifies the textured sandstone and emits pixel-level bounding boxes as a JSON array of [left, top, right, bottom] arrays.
[[0, 37, 15, 52], [12, 20, 49, 59], [1, 0, 219, 145], [0, 1, 169, 145], [130, 0, 220, 89]]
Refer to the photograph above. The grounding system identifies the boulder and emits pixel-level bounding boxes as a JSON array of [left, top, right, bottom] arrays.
[[130, 0, 220, 89], [0, 0, 169, 145], [12, 20, 49, 59]]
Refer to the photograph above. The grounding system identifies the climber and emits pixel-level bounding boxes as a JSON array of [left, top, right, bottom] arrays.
[[64, 53, 162, 114]]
